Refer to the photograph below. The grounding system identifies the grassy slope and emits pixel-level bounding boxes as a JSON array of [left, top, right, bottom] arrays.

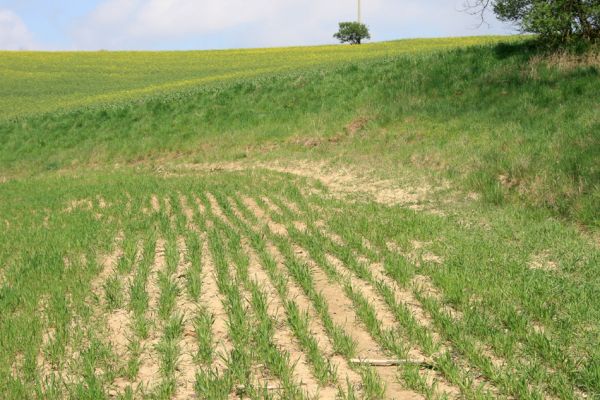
[[0, 38, 597, 227], [0, 36, 505, 120]]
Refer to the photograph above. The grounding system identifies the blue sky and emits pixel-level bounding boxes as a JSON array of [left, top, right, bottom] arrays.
[[0, 0, 514, 50]]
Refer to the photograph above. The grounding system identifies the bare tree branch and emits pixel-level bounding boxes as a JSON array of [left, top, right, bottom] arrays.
[[461, 0, 493, 28]]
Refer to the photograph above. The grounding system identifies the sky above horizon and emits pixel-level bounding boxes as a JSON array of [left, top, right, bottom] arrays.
[[0, 0, 514, 51]]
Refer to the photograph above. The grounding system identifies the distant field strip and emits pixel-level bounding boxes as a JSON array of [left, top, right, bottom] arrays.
[[1, 171, 597, 399], [0, 36, 509, 119]]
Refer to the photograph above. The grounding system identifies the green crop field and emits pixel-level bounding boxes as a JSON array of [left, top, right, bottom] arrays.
[[0, 36, 598, 400], [0, 36, 506, 120]]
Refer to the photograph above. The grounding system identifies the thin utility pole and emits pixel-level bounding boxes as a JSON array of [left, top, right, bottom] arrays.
[[357, 0, 362, 23]]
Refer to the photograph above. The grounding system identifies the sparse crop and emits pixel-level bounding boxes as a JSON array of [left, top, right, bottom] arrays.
[[0, 36, 598, 400]]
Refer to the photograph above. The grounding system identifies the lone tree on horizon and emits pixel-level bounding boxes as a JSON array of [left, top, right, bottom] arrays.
[[334, 22, 371, 45]]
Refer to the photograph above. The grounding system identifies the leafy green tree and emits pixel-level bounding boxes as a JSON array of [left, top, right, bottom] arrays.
[[334, 22, 371, 45], [466, 0, 600, 44]]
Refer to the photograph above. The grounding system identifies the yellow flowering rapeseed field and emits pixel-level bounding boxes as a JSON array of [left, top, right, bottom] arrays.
[[0, 36, 506, 119]]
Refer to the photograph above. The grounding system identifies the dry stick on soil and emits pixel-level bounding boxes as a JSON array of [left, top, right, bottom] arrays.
[[292, 246, 423, 400], [133, 238, 166, 393], [352, 237, 521, 396], [324, 254, 460, 398], [350, 359, 433, 367], [226, 196, 364, 398], [173, 237, 200, 400], [240, 196, 416, 399]]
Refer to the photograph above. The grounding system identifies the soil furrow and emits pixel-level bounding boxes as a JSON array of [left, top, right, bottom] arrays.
[[193, 195, 206, 215], [109, 241, 144, 395], [178, 193, 198, 232], [163, 196, 176, 228], [362, 259, 440, 342], [242, 239, 335, 399], [205, 192, 235, 229], [133, 238, 165, 392], [91, 232, 124, 298], [173, 237, 200, 400], [199, 232, 232, 374], [260, 196, 283, 216], [276, 196, 304, 216], [292, 246, 423, 400], [151, 194, 160, 213], [325, 254, 398, 333], [226, 196, 363, 397], [326, 254, 462, 398], [242, 196, 288, 236], [265, 241, 364, 397], [358, 238, 506, 397]]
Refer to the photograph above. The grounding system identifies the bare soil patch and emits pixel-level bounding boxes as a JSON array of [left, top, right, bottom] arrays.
[[65, 198, 93, 213], [174, 160, 443, 209], [528, 251, 559, 272], [151, 195, 160, 213], [387, 240, 443, 267]]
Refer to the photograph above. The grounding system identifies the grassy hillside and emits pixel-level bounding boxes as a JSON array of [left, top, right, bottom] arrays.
[[0, 36, 506, 120], [0, 37, 599, 400], [0, 39, 597, 227]]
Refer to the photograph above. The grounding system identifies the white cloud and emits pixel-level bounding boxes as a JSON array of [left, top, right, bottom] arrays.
[[73, 0, 513, 50], [0, 9, 37, 50]]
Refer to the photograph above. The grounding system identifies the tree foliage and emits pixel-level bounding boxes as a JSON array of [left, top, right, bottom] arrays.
[[334, 22, 371, 45], [466, 0, 600, 44]]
